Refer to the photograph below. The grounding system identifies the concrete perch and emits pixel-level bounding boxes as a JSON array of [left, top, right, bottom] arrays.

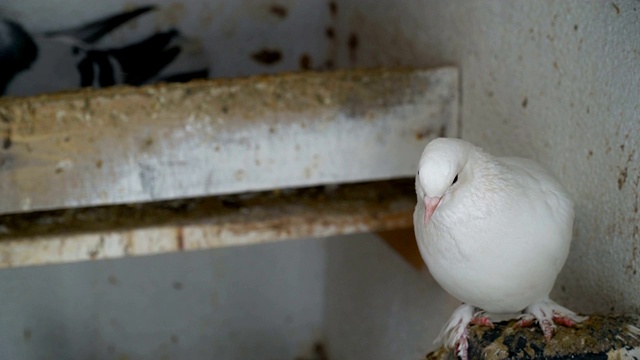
[[426, 315, 640, 360]]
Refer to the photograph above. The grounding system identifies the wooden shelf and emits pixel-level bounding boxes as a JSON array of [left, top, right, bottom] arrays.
[[0, 179, 416, 268], [0, 66, 457, 267]]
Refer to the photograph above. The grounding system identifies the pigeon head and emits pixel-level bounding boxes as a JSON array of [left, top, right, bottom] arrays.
[[416, 138, 473, 225]]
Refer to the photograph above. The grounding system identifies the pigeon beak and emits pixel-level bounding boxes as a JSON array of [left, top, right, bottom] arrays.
[[423, 196, 441, 225]]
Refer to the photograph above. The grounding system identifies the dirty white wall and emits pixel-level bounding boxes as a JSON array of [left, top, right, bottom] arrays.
[[0, 232, 452, 360], [1, 0, 335, 78], [324, 235, 456, 359], [330, 0, 640, 315], [0, 238, 327, 360]]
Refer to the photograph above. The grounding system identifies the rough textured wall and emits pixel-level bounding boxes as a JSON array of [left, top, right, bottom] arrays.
[[334, 0, 640, 313]]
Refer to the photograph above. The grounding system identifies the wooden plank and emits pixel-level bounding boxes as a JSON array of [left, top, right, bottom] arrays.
[[0, 179, 416, 268], [0, 67, 457, 215]]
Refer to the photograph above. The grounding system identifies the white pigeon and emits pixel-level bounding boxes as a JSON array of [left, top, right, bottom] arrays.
[[413, 138, 585, 360]]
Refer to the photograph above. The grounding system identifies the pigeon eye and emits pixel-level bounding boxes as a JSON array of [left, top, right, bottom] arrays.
[[452, 174, 459, 185]]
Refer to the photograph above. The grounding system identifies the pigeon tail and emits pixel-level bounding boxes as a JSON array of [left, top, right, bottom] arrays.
[[44, 5, 156, 44]]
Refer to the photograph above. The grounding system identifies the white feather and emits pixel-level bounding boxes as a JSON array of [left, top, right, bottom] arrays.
[[414, 138, 580, 351]]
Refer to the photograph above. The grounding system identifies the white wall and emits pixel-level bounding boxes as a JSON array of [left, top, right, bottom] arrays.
[[0, 233, 454, 359], [332, 0, 640, 314], [0, 238, 327, 360], [324, 235, 456, 359]]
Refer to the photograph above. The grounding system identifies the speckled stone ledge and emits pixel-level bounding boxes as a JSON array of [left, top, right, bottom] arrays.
[[0, 67, 458, 215], [426, 315, 640, 360]]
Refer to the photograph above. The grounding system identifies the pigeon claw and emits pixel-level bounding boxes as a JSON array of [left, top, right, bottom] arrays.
[[514, 317, 536, 328], [516, 314, 573, 341], [540, 319, 556, 341], [518, 298, 587, 341], [455, 329, 469, 360], [552, 314, 576, 327], [435, 303, 475, 360], [470, 316, 494, 329]]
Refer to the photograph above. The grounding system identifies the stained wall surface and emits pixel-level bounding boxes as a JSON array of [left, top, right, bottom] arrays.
[[331, 0, 640, 314]]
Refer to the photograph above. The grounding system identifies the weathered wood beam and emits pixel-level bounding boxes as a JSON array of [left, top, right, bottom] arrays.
[[0, 179, 416, 268], [0, 67, 458, 215]]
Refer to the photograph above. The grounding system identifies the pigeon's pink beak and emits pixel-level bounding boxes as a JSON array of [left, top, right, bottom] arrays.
[[423, 196, 441, 225]]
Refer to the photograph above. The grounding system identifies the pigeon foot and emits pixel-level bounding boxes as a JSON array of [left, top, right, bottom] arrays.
[[436, 304, 495, 360], [517, 298, 587, 341], [456, 327, 469, 360]]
